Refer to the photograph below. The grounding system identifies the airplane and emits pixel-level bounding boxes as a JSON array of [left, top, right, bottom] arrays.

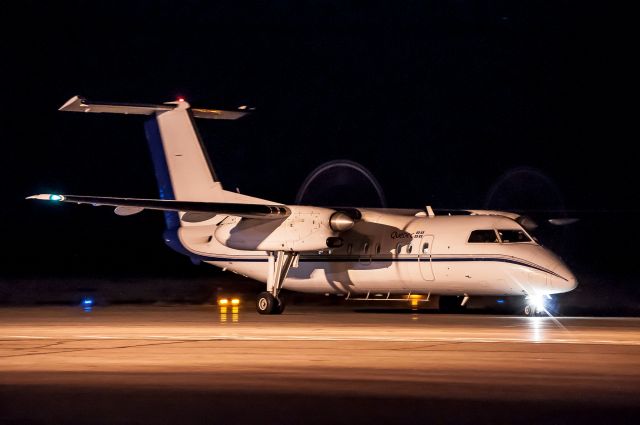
[[28, 96, 578, 316]]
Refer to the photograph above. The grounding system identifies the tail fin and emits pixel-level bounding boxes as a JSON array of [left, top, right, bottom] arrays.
[[60, 96, 270, 228], [142, 100, 223, 202]]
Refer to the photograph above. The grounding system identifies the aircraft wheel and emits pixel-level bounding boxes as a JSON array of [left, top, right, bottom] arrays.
[[256, 292, 283, 315], [524, 304, 532, 316]]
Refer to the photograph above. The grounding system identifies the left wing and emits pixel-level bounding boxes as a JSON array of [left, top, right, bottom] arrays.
[[27, 194, 290, 222]]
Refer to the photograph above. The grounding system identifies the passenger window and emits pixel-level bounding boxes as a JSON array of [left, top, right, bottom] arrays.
[[498, 229, 531, 243], [468, 230, 499, 243], [422, 242, 429, 254]]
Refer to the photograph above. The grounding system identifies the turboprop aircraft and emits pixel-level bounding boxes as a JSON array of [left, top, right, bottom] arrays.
[[28, 96, 578, 315]]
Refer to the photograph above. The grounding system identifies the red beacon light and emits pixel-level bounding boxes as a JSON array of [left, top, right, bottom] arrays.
[[177, 97, 185, 102]]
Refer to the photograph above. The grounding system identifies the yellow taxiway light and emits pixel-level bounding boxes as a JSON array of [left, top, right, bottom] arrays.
[[408, 294, 424, 309]]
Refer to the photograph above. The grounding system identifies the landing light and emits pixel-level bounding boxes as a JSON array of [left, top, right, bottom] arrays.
[[527, 294, 546, 311], [218, 298, 229, 306], [231, 298, 240, 306]]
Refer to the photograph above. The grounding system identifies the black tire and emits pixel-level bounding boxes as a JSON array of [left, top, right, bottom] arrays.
[[256, 292, 283, 315]]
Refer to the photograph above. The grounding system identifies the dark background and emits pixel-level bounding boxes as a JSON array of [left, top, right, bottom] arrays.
[[1, 1, 637, 312]]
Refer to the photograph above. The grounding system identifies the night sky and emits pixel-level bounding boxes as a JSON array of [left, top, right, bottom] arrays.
[[2, 1, 637, 306]]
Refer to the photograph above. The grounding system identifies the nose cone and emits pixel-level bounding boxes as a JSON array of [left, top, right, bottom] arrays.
[[551, 262, 578, 293]]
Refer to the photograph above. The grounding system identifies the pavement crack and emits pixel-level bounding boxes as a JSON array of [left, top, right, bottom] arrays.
[[0, 339, 195, 358]]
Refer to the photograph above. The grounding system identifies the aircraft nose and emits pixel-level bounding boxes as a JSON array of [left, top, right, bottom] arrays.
[[552, 263, 578, 292]]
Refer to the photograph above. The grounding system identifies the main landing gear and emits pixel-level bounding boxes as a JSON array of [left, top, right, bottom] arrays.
[[256, 251, 298, 315], [256, 292, 285, 315]]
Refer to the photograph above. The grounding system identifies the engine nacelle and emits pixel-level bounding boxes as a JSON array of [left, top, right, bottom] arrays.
[[214, 206, 352, 251]]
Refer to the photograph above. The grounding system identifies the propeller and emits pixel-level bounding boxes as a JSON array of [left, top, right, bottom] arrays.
[[484, 166, 571, 250]]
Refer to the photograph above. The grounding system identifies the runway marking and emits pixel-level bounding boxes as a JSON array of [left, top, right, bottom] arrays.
[[2, 334, 639, 346]]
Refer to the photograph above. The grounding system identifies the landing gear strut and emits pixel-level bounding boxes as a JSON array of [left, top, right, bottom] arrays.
[[256, 251, 298, 315]]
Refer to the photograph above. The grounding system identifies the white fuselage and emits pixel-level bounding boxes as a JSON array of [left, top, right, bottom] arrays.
[[42, 96, 579, 306], [176, 210, 577, 297]]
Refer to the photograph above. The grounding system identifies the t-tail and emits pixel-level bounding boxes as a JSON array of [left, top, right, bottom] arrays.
[[57, 96, 273, 230]]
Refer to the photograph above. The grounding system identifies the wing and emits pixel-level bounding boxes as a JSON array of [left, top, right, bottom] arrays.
[[27, 194, 290, 222]]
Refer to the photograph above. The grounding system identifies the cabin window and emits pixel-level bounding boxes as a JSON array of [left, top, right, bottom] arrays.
[[375, 244, 381, 255], [362, 242, 369, 254], [468, 229, 499, 243], [396, 243, 403, 254], [407, 244, 413, 254], [497, 229, 531, 243], [422, 242, 429, 254]]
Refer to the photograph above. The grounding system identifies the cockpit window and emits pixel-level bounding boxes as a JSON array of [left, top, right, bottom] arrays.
[[498, 229, 531, 243], [468, 230, 499, 243]]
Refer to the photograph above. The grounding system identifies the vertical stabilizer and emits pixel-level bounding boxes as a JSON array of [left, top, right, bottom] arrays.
[[145, 101, 223, 202], [59, 95, 273, 230]]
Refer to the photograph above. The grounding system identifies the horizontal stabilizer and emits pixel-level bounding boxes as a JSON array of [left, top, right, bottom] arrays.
[[27, 194, 290, 220], [59, 96, 247, 120]]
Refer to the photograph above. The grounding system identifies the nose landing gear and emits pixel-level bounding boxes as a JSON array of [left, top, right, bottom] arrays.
[[524, 304, 540, 316], [524, 294, 548, 316]]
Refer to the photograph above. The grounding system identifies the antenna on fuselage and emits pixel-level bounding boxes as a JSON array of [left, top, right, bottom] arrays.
[[426, 206, 435, 217]]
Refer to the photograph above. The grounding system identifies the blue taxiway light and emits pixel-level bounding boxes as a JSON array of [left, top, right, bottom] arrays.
[[49, 194, 63, 201], [496, 299, 505, 304]]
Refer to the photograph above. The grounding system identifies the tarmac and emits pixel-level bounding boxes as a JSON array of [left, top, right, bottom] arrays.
[[1, 305, 639, 424]]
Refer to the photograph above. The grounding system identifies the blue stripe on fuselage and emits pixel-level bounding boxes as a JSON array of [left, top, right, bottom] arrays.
[[190, 254, 566, 281]]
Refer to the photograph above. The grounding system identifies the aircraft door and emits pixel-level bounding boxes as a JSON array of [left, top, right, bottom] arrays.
[[418, 235, 435, 280]]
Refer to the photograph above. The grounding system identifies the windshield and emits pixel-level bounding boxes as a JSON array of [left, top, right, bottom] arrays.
[[497, 229, 531, 243], [468, 228, 533, 243], [468, 230, 499, 243]]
